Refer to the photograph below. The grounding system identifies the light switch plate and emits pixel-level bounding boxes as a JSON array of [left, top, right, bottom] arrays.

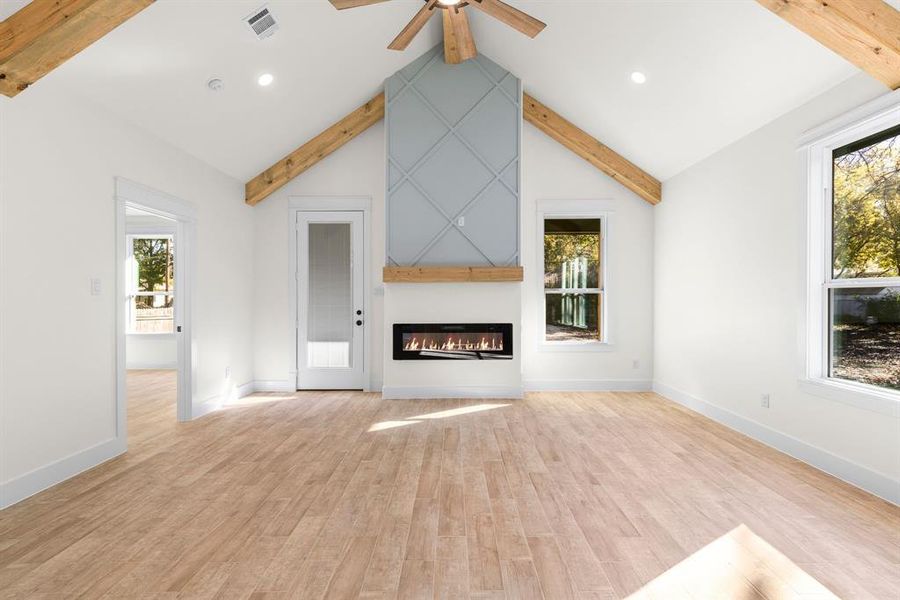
[[90, 278, 102, 296]]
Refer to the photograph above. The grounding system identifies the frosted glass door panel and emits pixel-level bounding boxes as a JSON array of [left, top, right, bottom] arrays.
[[307, 223, 352, 368], [297, 210, 365, 390]]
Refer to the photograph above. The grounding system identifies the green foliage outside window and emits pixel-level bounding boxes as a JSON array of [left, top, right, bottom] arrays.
[[833, 132, 900, 278], [134, 238, 174, 292]]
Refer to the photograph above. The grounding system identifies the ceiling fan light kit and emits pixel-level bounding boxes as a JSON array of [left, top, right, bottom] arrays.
[[330, 0, 545, 64]]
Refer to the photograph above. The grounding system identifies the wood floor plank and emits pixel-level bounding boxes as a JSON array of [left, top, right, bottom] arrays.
[[527, 536, 577, 600], [397, 559, 433, 600], [500, 559, 545, 600], [0, 371, 894, 600]]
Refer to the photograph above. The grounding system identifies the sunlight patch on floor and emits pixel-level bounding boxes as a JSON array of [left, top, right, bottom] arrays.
[[408, 403, 510, 420], [627, 524, 838, 599], [368, 402, 510, 432], [368, 420, 422, 432]]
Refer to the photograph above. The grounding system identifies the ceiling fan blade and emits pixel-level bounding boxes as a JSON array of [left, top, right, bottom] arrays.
[[467, 0, 545, 38], [388, 0, 439, 50], [329, 0, 391, 10], [443, 6, 477, 64]]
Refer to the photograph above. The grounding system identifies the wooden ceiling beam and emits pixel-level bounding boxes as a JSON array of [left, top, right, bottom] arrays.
[[245, 92, 386, 206], [246, 91, 661, 206], [522, 93, 662, 205], [757, 0, 900, 90], [0, 0, 154, 97]]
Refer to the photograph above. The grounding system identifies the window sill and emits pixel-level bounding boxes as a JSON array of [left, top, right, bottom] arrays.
[[798, 378, 900, 418], [538, 341, 615, 353]]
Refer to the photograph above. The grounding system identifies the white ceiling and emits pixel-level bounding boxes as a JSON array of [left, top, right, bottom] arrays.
[[10, 0, 892, 182], [0, 0, 31, 21]]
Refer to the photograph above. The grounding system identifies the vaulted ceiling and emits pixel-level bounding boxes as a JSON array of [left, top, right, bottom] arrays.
[[4, 0, 896, 182]]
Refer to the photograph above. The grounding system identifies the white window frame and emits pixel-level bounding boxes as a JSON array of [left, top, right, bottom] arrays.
[[537, 199, 613, 352], [126, 232, 176, 336], [802, 91, 900, 417]]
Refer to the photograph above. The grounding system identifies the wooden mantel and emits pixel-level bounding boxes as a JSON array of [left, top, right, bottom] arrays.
[[383, 266, 524, 283]]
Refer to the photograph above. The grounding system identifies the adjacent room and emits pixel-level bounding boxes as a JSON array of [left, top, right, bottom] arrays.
[[0, 0, 898, 598]]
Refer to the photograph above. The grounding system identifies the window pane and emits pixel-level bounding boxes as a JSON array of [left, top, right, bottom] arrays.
[[133, 238, 174, 292], [832, 126, 900, 279], [830, 286, 900, 390], [307, 223, 352, 368], [545, 293, 600, 342], [134, 294, 174, 333], [544, 219, 601, 289]]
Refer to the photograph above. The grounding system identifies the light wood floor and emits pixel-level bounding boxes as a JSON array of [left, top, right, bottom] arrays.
[[1, 370, 897, 599]]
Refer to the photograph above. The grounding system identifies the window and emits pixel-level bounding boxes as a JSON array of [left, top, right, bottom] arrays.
[[540, 210, 607, 345], [828, 126, 899, 391], [127, 235, 174, 334], [805, 99, 900, 407]]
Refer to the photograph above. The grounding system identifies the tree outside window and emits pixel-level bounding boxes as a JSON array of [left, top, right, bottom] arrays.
[[830, 126, 900, 390], [543, 218, 603, 343], [129, 236, 174, 334]]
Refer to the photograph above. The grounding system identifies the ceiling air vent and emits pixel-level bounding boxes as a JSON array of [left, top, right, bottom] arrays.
[[245, 6, 278, 40]]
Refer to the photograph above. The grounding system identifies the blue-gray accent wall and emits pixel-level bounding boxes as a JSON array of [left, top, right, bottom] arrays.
[[385, 46, 521, 267]]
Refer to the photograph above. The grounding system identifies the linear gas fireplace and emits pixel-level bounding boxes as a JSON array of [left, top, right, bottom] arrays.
[[393, 323, 513, 360]]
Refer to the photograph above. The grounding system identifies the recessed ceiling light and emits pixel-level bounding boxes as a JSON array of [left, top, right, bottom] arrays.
[[438, 0, 461, 5], [258, 73, 274, 87], [630, 71, 647, 84]]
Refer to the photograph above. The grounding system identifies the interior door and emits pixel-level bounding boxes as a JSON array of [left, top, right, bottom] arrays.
[[297, 211, 365, 389]]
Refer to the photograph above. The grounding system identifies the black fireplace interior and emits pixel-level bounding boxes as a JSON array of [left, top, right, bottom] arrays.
[[393, 323, 513, 360]]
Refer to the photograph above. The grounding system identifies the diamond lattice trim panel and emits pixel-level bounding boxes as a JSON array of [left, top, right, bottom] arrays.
[[386, 46, 521, 267]]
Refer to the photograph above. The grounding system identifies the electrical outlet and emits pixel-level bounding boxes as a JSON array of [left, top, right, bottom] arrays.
[[760, 393, 771, 409], [632, 359, 640, 369], [225, 366, 231, 379], [90, 278, 102, 296]]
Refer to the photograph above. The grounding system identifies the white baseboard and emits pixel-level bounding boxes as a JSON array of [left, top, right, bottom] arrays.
[[192, 380, 296, 420], [192, 396, 223, 419], [652, 381, 900, 505], [382, 385, 524, 400], [0, 437, 126, 509], [253, 380, 296, 393], [236, 381, 257, 397], [523, 379, 652, 392], [126, 362, 177, 370]]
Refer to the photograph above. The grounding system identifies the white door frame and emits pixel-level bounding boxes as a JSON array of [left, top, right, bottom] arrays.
[[116, 177, 197, 427], [288, 196, 372, 391]]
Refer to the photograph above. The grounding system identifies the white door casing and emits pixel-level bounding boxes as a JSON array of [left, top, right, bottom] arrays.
[[296, 210, 365, 389]]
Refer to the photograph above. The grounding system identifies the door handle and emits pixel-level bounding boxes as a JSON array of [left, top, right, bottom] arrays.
[[356, 320, 363, 326]]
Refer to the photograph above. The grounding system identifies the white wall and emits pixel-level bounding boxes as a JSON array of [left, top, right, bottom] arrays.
[[0, 85, 254, 504], [126, 335, 176, 370], [654, 73, 900, 500], [251, 120, 656, 394], [252, 123, 386, 390], [521, 125, 655, 390]]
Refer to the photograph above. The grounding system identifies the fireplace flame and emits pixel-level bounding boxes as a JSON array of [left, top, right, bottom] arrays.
[[403, 334, 503, 353]]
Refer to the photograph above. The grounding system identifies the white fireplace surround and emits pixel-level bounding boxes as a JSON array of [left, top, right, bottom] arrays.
[[382, 282, 523, 399]]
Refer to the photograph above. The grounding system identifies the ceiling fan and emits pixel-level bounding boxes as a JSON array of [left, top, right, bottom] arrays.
[[328, 0, 546, 64]]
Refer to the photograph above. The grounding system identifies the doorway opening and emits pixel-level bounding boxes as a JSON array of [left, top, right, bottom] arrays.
[[116, 178, 195, 445], [125, 209, 178, 425]]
